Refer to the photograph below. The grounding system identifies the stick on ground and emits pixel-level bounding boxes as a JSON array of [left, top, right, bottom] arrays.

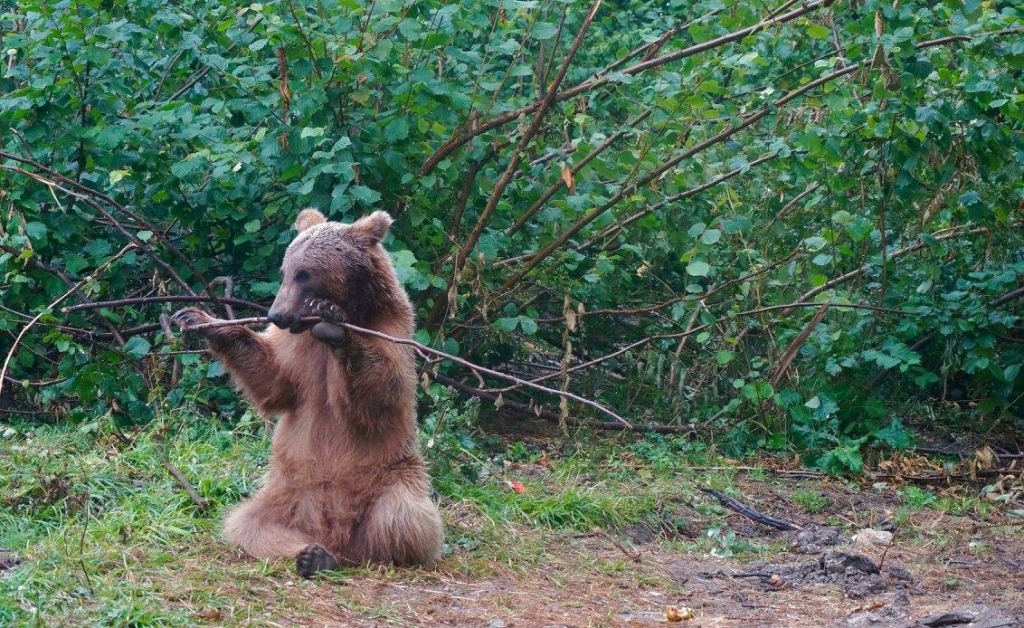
[[700, 488, 801, 531]]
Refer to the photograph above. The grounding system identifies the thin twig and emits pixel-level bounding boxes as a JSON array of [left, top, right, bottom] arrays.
[[418, 0, 835, 176], [596, 530, 642, 562], [161, 458, 209, 510], [769, 300, 830, 387], [431, 372, 688, 434], [450, 0, 604, 293]]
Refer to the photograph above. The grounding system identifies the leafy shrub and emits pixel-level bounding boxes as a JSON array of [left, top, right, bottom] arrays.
[[2, 0, 1021, 470]]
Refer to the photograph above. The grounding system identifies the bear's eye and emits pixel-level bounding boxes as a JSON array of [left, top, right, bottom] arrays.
[[295, 270, 310, 283]]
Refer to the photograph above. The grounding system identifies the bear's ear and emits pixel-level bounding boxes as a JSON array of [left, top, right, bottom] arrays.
[[351, 211, 393, 245], [295, 208, 327, 232]]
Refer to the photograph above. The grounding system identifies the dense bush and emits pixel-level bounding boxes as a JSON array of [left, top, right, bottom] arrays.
[[2, 0, 1021, 469]]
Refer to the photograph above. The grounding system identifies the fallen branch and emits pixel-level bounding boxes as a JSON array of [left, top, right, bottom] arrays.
[[575, 529, 642, 562], [700, 487, 801, 531], [154, 436, 209, 511]]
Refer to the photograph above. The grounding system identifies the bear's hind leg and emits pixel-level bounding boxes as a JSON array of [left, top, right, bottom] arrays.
[[224, 499, 339, 577], [347, 482, 443, 567]]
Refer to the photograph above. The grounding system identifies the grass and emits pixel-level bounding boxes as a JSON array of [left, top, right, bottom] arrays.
[[4, 412, 1013, 626], [0, 414, 724, 625], [791, 488, 830, 513]]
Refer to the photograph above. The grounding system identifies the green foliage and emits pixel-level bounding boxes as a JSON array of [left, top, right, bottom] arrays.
[[791, 489, 829, 514], [420, 384, 486, 480], [1, 0, 1022, 473], [901, 486, 938, 510]]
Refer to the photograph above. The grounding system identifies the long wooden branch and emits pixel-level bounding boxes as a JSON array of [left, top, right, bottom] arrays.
[[580, 150, 781, 249], [0, 157, 211, 301], [494, 28, 1019, 292], [180, 315, 633, 428], [62, 295, 268, 314], [432, 373, 688, 434], [505, 107, 653, 237]]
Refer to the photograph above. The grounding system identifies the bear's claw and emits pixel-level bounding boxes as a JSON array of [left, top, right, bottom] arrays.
[[296, 543, 339, 578], [307, 298, 345, 325], [171, 307, 211, 330]]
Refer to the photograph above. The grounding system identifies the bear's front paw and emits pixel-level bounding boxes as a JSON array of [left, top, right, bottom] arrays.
[[171, 307, 213, 332], [307, 298, 345, 325], [307, 299, 346, 346], [296, 543, 339, 579]]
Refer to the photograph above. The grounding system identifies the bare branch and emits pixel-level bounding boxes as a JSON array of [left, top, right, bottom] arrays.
[[179, 313, 633, 428], [62, 295, 267, 315]]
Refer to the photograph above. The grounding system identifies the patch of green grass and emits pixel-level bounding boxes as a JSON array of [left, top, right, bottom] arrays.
[[436, 470, 658, 532], [791, 489, 829, 513], [0, 416, 272, 626], [900, 486, 938, 510]]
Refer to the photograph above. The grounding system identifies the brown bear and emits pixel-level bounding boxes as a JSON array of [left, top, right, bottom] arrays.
[[173, 209, 443, 577]]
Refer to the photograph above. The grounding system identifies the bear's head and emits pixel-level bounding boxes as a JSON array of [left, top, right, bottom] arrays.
[[267, 209, 402, 332]]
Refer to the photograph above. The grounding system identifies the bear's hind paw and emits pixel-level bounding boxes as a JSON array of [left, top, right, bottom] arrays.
[[296, 543, 340, 578]]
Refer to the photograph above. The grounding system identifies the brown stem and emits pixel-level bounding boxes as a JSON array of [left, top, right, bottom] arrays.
[[498, 62, 862, 292], [62, 295, 267, 314], [992, 285, 1024, 308], [769, 300, 830, 388], [0, 157, 208, 299], [783, 224, 1018, 316], [1, 244, 126, 344], [432, 373, 689, 434], [581, 150, 780, 249]]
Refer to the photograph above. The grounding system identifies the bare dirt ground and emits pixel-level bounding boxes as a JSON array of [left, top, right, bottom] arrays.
[[229, 473, 1023, 628]]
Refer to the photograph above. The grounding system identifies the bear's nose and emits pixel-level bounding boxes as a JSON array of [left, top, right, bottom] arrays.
[[267, 310, 295, 329]]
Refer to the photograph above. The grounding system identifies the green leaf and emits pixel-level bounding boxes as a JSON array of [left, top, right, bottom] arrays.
[[532, 22, 558, 40], [25, 222, 47, 241], [686, 260, 711, 277], [384, 118, 409, 142], [518, 316, 538, 335], [700, 229, 721, 245], [123, 337, 151, 360], [495, 317, 519, 333], [874, 419, 910, 449], [806, 24, 830, 40]]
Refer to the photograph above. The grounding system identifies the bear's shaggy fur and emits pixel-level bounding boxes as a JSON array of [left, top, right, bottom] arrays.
[[174, 209, 443, 577]]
